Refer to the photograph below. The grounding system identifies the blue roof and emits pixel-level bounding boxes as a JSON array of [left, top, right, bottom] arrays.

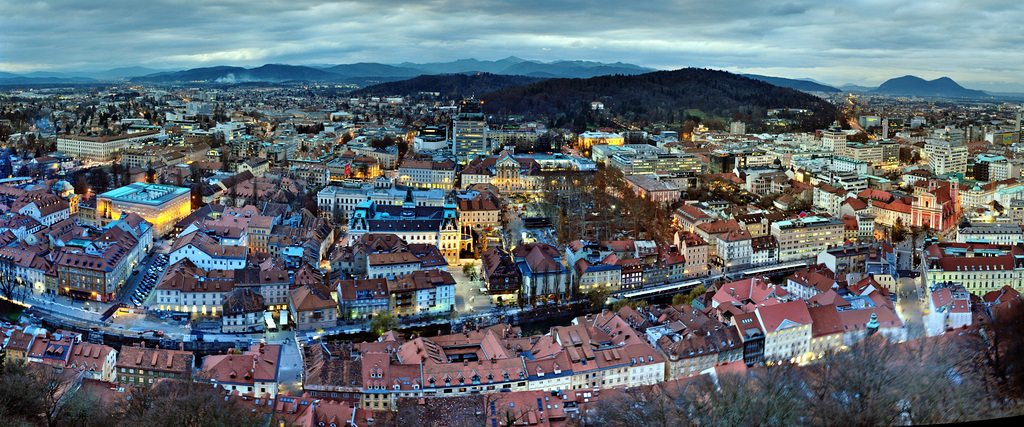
[[99, 183, 189, 206]]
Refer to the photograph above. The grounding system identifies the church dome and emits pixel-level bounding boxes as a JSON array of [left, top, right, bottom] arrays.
[[52, 179, 74, 198]]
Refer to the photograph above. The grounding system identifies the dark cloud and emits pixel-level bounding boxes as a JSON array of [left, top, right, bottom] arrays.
[[2, 0, 1023, 90]]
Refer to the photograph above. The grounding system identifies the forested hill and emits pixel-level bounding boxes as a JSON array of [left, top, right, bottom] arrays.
[[480, 68, 837, 129], [351, 73, 547, 99]]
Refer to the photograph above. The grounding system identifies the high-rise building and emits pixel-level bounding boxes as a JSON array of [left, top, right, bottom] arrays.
[[821, 128, 847, 154], [925, 130, 968, 176], [452, 99, 487, 163]]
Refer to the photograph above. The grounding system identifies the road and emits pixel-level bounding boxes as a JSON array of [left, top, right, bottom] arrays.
[[116, 250, 161, 305], [896, 275, 926, 340]]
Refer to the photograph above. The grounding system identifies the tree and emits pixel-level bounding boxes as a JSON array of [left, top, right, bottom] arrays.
[[0, 275, 22, 303], [370, 311, 399, 336], [610, 298, 647, 312], [892, 217, 907, 243], [118, 379, 265, 427], [462, 263, 477, 278], [586, 288, 609, 311], [672, 284, 706, 307], [370, 135, 395, 150]]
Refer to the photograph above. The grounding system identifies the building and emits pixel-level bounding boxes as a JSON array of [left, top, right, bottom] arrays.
[[807, 304, 845, 358], [624, 174, 681, 205], [675, 231, 710, 277], [646, 305, 743, 378], [754, 300, 813, 364], [816, 242, 897, 277], [57, 130, 160, 161], [513, 243, 570, 305], [821, 128, 847, 153], [221, 288, 266, 333], [398, 159, 457, 190], [387, 269, 456, 316], [573, 260, 622, 294], [608, 152, 702, 175], [336, 278, 390, 320], [925, 136, 968, 176], [453, 100, 488, 163], [922, 242, 1024, 296], [771, 216, 845, 263], [348, 199, 460, 264], [96, 183, 191, 236], [200, 343, 282, 397], [115, 346, 195, 386], [289, 284, 339, 331], [154, 259, 236, 315], [457, 192, 501, 233], [168, 230, 247, 271], [716, 230, 753, 272], [317, 183, 447, 219], [480, 248, 521, 302], [957, 222, 1024, 245], [578, 131, 624, 152], [54, 227, 141, 301], [926, 283, 972, 336], [27, 332, 118, 382]]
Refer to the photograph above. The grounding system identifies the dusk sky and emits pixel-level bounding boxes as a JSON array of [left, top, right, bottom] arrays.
[[3, 0, 1024, 91]]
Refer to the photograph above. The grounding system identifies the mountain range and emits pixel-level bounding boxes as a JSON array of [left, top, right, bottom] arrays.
[[740, 74, 841, 93], [350, 73, 547, 99], [745, 73, 993, 99], [0, 57, 656, 85], [0, 59, 1001, 100]]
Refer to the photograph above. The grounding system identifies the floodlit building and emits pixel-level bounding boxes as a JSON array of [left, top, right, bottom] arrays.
[[96, 183, 191, 236], [453, 99, 488, 163], [57, 130, 160, 161]]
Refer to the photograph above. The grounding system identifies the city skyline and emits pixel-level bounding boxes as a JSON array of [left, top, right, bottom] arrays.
[[2, 0, 1024, 91]]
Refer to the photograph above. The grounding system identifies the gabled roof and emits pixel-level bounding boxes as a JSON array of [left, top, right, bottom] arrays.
[[755, 300, 812, 333]]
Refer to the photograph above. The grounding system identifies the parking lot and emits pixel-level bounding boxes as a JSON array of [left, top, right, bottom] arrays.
[[119, 252, 169, 308]]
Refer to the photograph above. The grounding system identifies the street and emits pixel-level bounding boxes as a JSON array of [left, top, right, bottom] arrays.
[[896, 275, 927, 340]]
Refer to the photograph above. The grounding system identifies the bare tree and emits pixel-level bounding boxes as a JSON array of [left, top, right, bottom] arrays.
[[0, 275, 18, 302]]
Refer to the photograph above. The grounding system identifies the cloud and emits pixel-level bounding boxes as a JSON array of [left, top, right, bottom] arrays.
[[1, 0, 1024, 90]]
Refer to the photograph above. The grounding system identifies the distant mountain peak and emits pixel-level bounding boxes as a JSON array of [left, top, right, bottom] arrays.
[[875, 75, 987, 98]]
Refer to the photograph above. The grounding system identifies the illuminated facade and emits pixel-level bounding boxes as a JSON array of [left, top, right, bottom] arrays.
[[453, 99, 488, 163], [96, 183, 191, 237], [578, 131, 624, 153], [397, 159, 456, 190]]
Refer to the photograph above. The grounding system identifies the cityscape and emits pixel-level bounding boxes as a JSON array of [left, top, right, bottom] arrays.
[[2, 1, 1024, 427]]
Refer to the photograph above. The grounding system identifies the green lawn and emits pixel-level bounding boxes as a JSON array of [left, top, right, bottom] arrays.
[[0, 299, 25, 323]]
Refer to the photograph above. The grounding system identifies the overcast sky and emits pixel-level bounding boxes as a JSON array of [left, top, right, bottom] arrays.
[[3, 0, 1024, 90]]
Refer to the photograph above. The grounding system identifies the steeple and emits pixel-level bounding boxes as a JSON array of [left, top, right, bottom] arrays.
[[402, 187, 416, 210], [866, 312, 879, 336]]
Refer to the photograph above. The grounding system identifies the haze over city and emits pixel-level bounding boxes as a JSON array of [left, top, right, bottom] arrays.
[[3, 0, 1024, 91]]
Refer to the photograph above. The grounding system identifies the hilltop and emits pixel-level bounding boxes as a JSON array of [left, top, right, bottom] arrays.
[[479, 68, 837, 129]]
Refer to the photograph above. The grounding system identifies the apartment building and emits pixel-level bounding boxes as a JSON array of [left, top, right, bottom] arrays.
[[771, 216, 844, 262]]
